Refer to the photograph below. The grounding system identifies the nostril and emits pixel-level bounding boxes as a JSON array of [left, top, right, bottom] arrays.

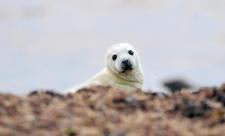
[[121, 60, 132, 71], [122, 60, 129, 65]]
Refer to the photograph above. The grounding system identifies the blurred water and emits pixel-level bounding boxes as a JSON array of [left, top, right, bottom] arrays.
[[0, 0, 225, 94]]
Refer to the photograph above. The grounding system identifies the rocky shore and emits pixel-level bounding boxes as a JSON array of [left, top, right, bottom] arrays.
[[1, 84, 225, 136]]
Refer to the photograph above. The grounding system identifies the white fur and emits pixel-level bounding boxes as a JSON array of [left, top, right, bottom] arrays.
[[64, 43, 144, 93]]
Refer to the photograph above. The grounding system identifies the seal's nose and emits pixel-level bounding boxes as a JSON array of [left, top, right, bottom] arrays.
[[121, 59, 132, 71]]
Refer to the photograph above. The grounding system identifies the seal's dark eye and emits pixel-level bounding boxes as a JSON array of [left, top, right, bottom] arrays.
[[112, 54, 117, 61], [128, 50, 134, 56]]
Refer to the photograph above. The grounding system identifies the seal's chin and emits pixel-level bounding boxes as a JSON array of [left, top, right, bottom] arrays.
[[119, 68, 133, 74]]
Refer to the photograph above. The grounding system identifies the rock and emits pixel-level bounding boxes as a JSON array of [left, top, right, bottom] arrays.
[[162, 79, 193, 93]]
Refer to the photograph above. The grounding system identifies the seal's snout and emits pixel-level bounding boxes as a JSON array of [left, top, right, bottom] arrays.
[[121, 59, 133, 72]]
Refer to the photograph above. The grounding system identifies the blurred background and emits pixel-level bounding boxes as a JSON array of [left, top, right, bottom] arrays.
[[0, 0, 225, 94]]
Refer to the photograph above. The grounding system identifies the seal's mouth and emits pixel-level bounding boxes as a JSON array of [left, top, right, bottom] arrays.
[[121, 59, 133, 73], [120, 67, 133, 74]]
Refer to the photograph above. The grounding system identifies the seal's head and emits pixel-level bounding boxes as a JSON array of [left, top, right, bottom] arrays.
[[105, 43, 144, 83]]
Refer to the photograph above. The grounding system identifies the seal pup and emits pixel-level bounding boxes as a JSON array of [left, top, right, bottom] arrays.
[[64, 43, 144, 93]]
